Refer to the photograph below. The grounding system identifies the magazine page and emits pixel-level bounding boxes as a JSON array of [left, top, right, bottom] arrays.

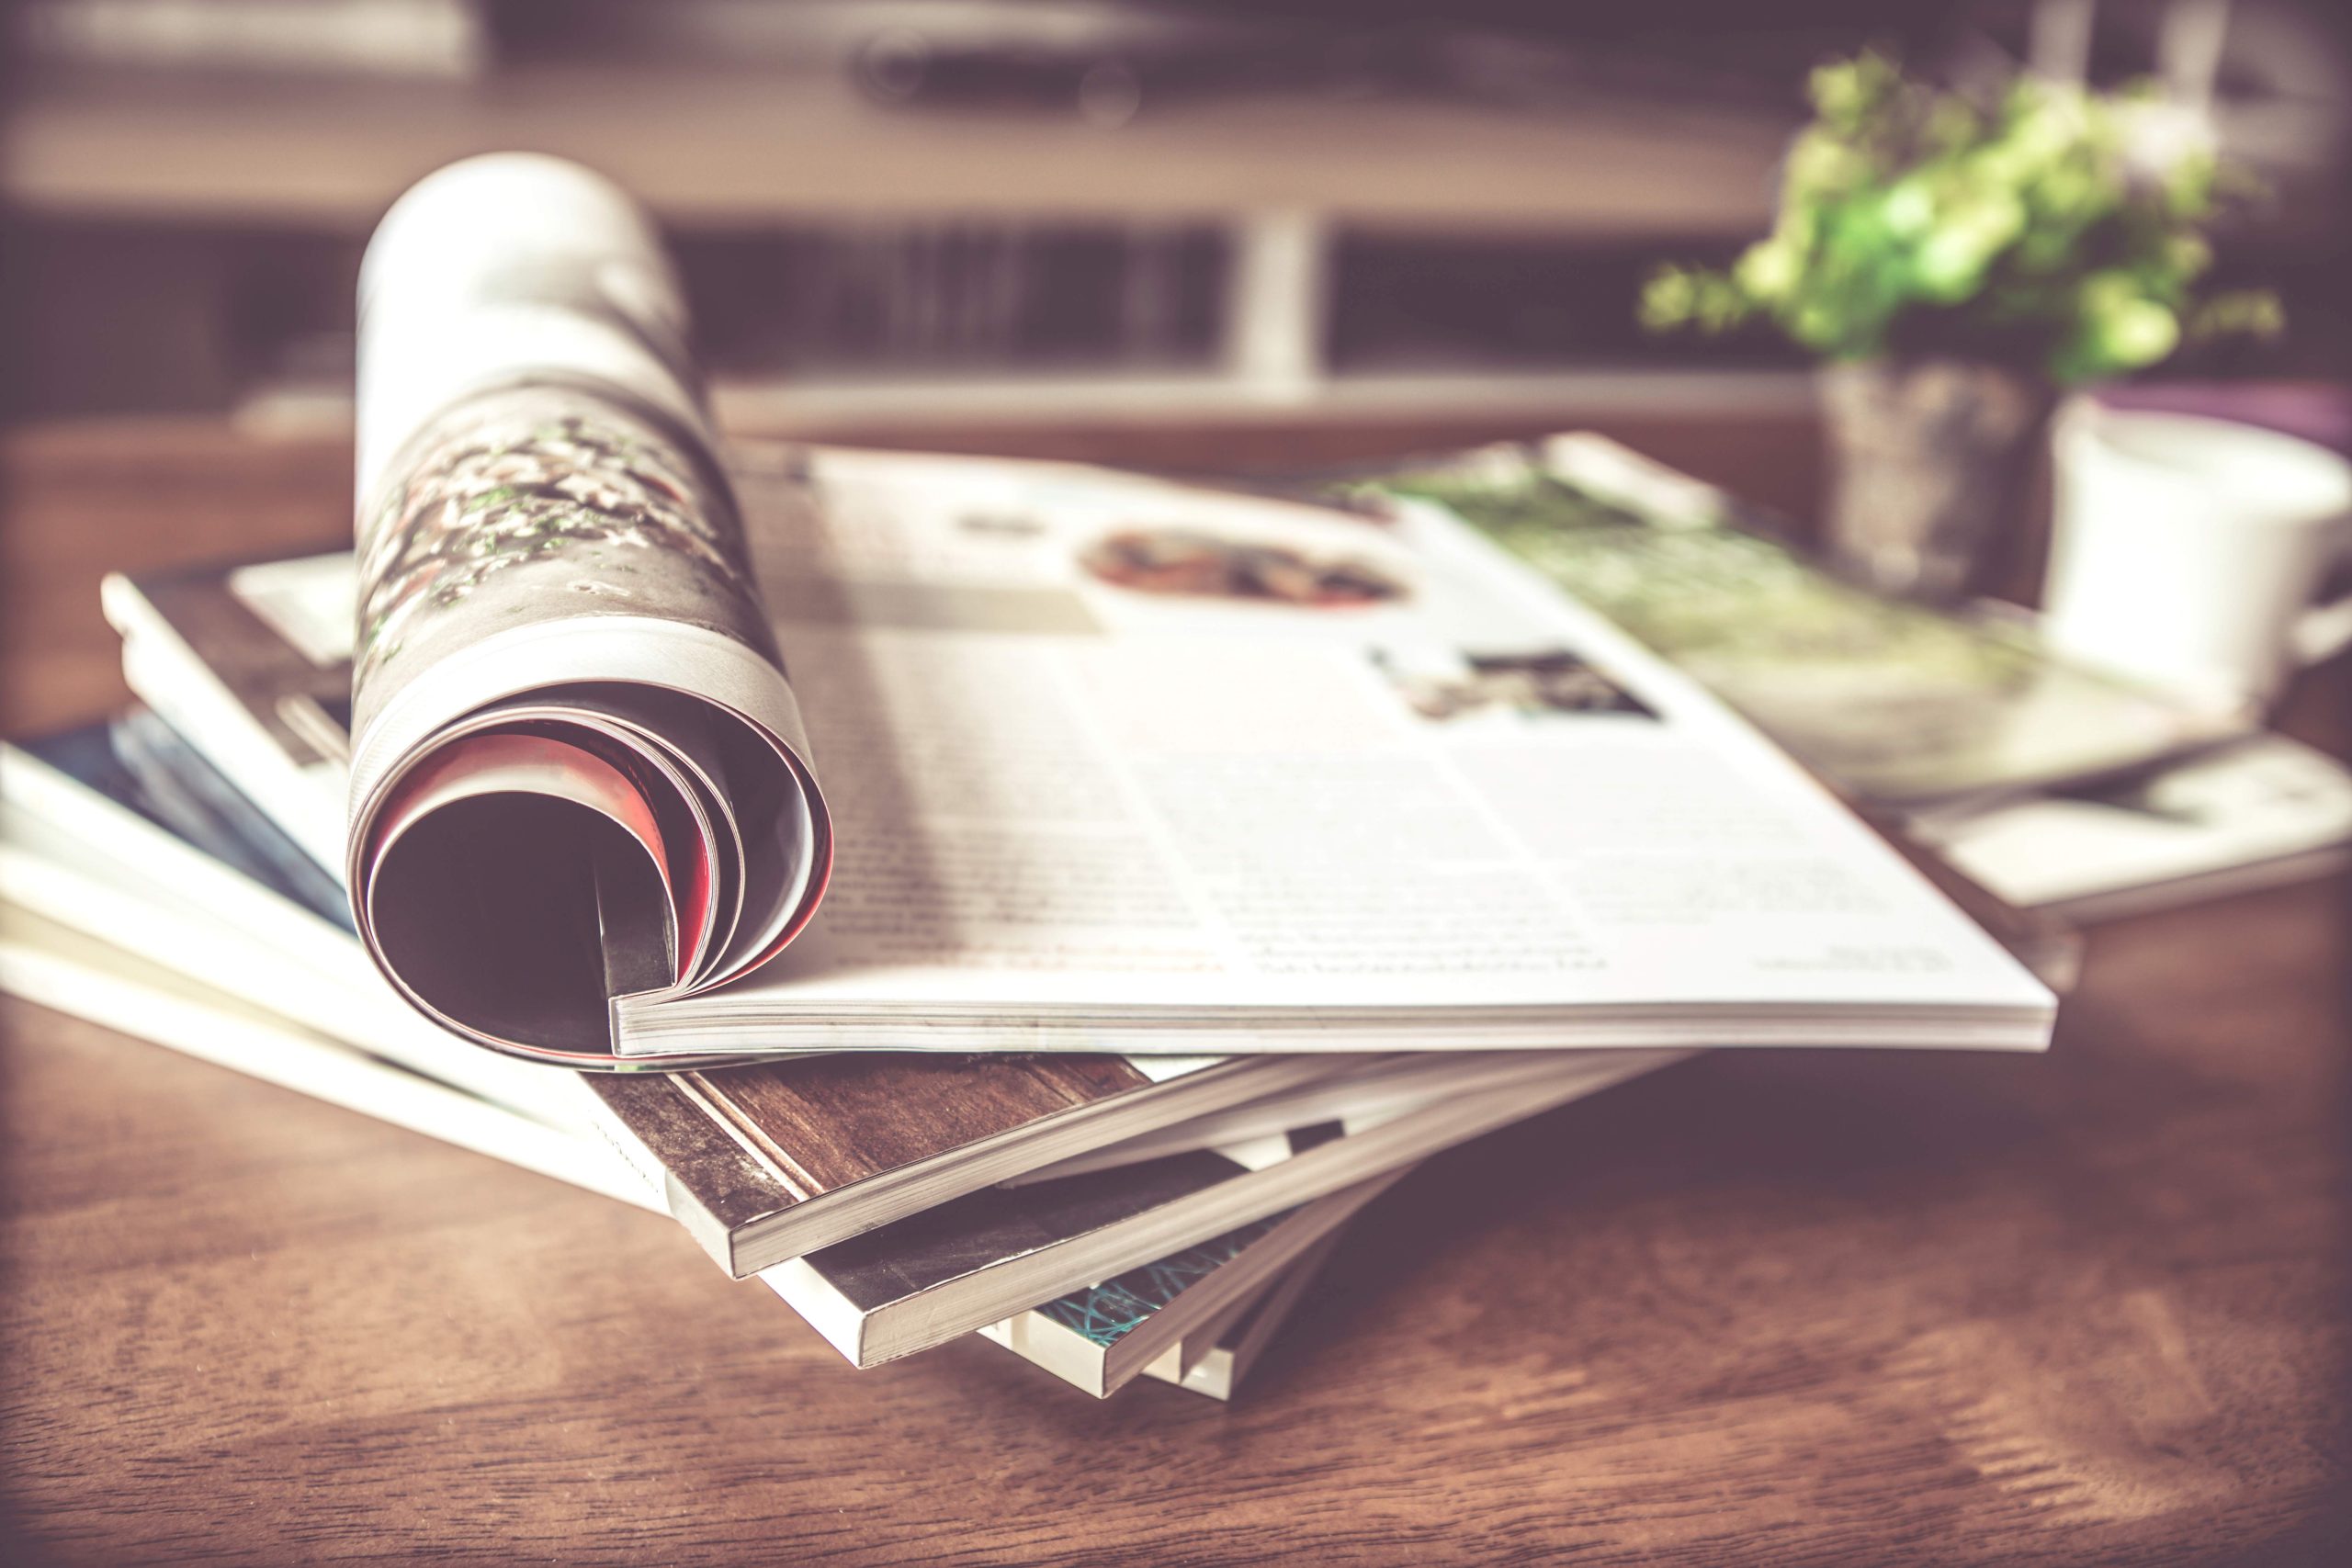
[[1367, 433, 2246, 803], [339, 155, 830, 1069], [616, 449, 2053, 1053]]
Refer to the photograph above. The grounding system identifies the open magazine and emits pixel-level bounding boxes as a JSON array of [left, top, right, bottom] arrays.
[[299, 154, 2053, 1066], [117, 449, 2056, 1066], [639, 448, 2052, 1059]]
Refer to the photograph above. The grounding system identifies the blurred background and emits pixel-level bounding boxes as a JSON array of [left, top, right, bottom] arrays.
[[4, 0, 2351, 756], [2, 0, 2344, 439]]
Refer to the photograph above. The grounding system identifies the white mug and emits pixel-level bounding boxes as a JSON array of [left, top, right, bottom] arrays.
[[2043, 402, 2352, 706]]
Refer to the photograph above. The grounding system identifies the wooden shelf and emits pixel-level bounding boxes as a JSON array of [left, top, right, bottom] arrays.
[[1, 61, 1788, 235]]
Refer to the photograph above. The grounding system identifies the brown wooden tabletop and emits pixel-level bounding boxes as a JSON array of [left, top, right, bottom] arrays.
[[3, 415, 2347, 1566]]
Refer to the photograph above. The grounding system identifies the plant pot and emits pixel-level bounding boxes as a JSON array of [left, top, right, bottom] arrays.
[[1819, 359, 2057, 604]]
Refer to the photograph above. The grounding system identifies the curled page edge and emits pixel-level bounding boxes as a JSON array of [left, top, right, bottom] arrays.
[[345, 616, 830, 1070]]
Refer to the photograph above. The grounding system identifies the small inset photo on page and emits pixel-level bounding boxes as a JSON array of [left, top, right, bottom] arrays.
[[1375, 648, 1659, 725]]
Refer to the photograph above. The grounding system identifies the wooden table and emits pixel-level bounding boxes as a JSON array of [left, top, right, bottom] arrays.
[[5, 417, 2348, 1565]]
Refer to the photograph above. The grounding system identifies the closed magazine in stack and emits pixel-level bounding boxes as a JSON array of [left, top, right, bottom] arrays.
[[0, 155, 2068, 1405]]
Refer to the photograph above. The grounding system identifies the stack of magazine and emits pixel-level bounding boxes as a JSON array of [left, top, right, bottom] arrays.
[[1, 155, 2087, 1404]]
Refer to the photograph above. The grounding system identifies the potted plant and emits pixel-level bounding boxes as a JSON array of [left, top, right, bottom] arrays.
[[1642, 51, 2280, 602]]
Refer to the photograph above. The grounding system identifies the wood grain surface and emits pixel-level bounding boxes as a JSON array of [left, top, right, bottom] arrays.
[[5, 417, 2348, 1565], [688, 1053, 1154, 1201]]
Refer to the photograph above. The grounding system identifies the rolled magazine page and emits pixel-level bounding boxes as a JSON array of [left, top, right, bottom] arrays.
[[345, 154, 831, 1069]]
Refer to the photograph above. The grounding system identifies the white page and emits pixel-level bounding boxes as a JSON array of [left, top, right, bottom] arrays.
[[626, 450, 2052, 1048]]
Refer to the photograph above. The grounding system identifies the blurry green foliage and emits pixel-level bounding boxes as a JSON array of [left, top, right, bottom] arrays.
[[1642, 51, 2282, 383]]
